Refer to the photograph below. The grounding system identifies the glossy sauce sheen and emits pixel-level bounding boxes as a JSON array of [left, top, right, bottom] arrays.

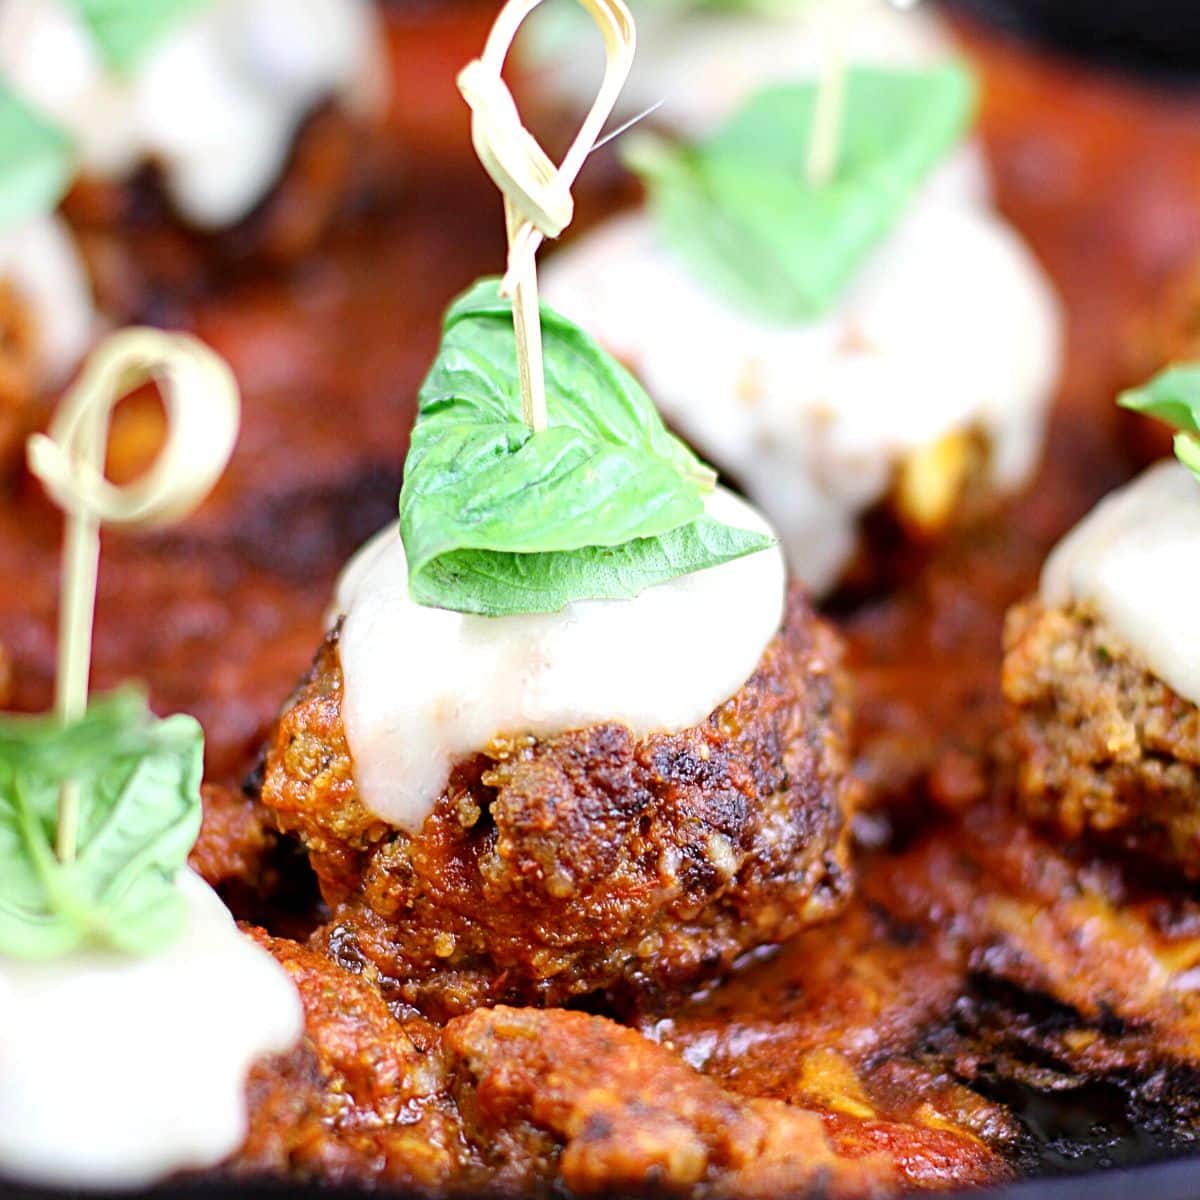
[[1041, 459, 1200, 706], [0, 871, 302, 1187], [542, 152, 1062, 595], [0, 0, 383, 226], [332, 488, 786, 831]]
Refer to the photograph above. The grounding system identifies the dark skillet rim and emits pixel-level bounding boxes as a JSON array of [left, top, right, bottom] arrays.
[[942, 0, 1200, 82], [4, 1155, 1200, 1200]]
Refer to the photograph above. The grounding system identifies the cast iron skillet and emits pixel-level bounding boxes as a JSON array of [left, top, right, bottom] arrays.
[[6, 7, 1200, 1200], [945, 0, 1200, 76], [3, 1159, 1200, 1200]]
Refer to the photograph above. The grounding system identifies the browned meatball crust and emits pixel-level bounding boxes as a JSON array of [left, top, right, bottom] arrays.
[[1003, 599, 1200, 876], [259, 585, 856, 1018], [66, 105, 394, 320]]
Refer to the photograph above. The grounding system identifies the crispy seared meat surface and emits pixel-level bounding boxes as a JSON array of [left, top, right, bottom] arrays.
[[1004, 602, 1200, 877], [258, 586, 855, 1017]]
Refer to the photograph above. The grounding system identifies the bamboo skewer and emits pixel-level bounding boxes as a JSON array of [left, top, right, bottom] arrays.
[[26, 329, 240, 862], [808, 0, 927, 187], [806, 0, 851, 186], [458, 0, 635, 432]]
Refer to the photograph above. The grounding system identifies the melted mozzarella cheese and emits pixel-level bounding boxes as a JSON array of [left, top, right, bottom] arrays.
[[0, 213, 94, 386], [332, 488, 786, 832], [524, 0, 956, 137], [541, 162, 1062, 596], [0, 871, 303, 1188], [0, 0, 384, 228], [1041, 460, 1200, 707]]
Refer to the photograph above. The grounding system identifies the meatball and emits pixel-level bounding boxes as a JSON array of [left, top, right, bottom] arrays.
[[259, 585, 855, 1018], [1003, 599, 1200, 876], [67, 107, 388, 319]]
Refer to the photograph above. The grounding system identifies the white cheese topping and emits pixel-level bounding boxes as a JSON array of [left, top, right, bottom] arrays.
[[541, 161, 1062, 596], [523, 0, 957, 137], [0, 212, 94, 386], [0, 870, 303, 1189], [0, 0, 384, 228], [332, 488, 786, 832], [1041, 460, 1200, 708]]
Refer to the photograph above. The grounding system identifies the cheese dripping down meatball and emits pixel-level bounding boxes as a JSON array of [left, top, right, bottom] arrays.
[[259, 490, 857, 1017], [541, 158, 1062, 598]]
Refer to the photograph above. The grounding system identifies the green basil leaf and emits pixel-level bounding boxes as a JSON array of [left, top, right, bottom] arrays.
[[400, 278, 772, 615], [0, 86, 74, 234], [1175, 432, 1200, 483], [1118, 363, 1200, 435], [410, 516, 771, 617], [401, 277, 712, 572], [1118, 363, 1200, 485], [66, 0, 212, 72], [625, 65, 977, 322], [0, 688, 204, 960]]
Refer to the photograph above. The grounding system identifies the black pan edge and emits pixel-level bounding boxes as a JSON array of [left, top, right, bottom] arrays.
[[943, 0, 1200, 80], [5, 1155, 1200, 1200]]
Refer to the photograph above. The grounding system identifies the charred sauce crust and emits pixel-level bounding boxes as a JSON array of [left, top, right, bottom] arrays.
[[236, 932, 1006, 1195]]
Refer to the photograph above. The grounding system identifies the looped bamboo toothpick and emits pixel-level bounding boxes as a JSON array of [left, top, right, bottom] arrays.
[[458, 0, 635, 431], [807, 0, 924, 187], [26, 328, 240, 862]]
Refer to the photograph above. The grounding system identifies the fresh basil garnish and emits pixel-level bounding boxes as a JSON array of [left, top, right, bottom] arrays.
[[0, 86, 74, 234], [0, 689, 204, 960], [399, 278, 772, 616], [66, 0, 212, 73], [1119, 363, 1200, 483], [625, 65, 976, 323], [411, 516, 767, 617], [1119, 364, 1200, 435]]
